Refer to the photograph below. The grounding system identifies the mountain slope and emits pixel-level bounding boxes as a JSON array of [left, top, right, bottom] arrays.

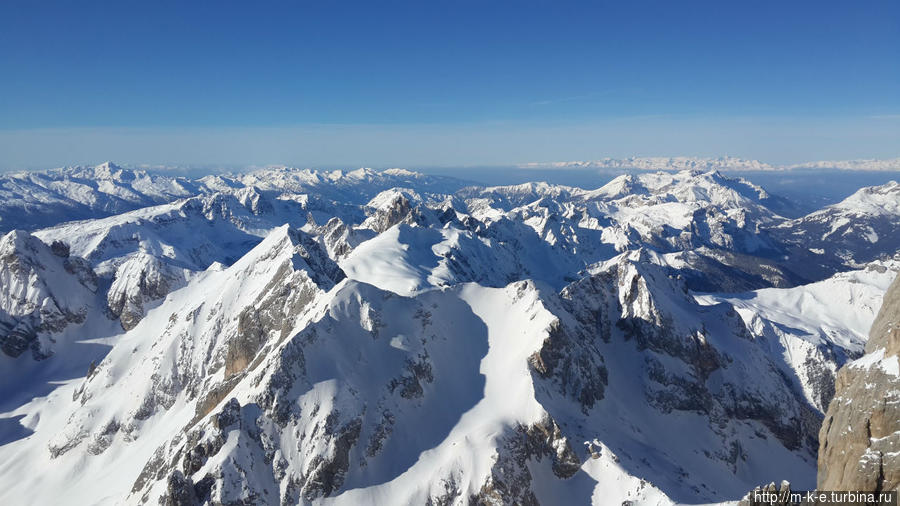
[[696, 260, 900, 412], [773, 181, 900, 280], [0, 165, 898, 505]]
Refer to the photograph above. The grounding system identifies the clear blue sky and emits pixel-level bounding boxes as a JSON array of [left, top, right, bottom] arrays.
[[1, 0, 899, 168]]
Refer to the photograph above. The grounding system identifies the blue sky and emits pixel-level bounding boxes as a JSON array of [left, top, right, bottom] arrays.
[[1, 0, 899, 169]]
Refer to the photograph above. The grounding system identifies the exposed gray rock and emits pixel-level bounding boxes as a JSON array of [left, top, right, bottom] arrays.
[[0, 230, 97, 359], [363, 191, 415, 233], [470, 417, 580, 506], [527, 316, 607, 413], [818, 273, 900, 492], [737, 481, 794, 506], [107, 252, 187, 330], [549, 252, 823, 481]]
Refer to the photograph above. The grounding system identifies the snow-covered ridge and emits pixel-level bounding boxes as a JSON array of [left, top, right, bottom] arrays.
[[771, 180, 900, 279], [0, 162, 470, 234], [20, 167, 900, 326], [822, 180, 900, 215]]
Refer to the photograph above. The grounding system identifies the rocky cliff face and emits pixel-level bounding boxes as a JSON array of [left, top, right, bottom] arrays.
[[107, 253, 189, 330], [548, 252, 824, 498], [818, 272, 900, 492], [0, 230, 97, 359]]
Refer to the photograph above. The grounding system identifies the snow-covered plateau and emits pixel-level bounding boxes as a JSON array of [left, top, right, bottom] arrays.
[[0, 163, 897, 505]]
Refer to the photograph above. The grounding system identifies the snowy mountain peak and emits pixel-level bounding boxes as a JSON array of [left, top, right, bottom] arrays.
[[365, 187, 424, 210], [233, 224, 345, 291], [832, 180, 900, 215], [593, 169, 774, 209], [593, 173, 647, 199], [381, 168, 421, 177], [94, 161, 125, 174], [0, 228, 38, 254]]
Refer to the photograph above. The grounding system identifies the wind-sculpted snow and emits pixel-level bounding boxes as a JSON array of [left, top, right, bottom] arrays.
[[0, 165, 898, 505]]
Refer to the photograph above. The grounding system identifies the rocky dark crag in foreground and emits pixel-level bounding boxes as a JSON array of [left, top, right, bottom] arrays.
[[740, 270, 900, 505], [818, 271, 900, 492]]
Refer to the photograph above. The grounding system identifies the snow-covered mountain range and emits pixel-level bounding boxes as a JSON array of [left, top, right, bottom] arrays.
[[0, 163, 897, 505], [519, 156, 900, 172], [519, 156, 781, 172]]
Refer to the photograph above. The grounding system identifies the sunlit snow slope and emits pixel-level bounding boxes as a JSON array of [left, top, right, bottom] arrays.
[[0, 163, 897, 505]]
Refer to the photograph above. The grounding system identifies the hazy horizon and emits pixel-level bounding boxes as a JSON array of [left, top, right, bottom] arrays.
[[2, 1, 899, 169]]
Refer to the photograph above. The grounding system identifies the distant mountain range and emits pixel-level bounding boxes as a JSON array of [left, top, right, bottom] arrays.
[[519, 156, 900, 172]]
